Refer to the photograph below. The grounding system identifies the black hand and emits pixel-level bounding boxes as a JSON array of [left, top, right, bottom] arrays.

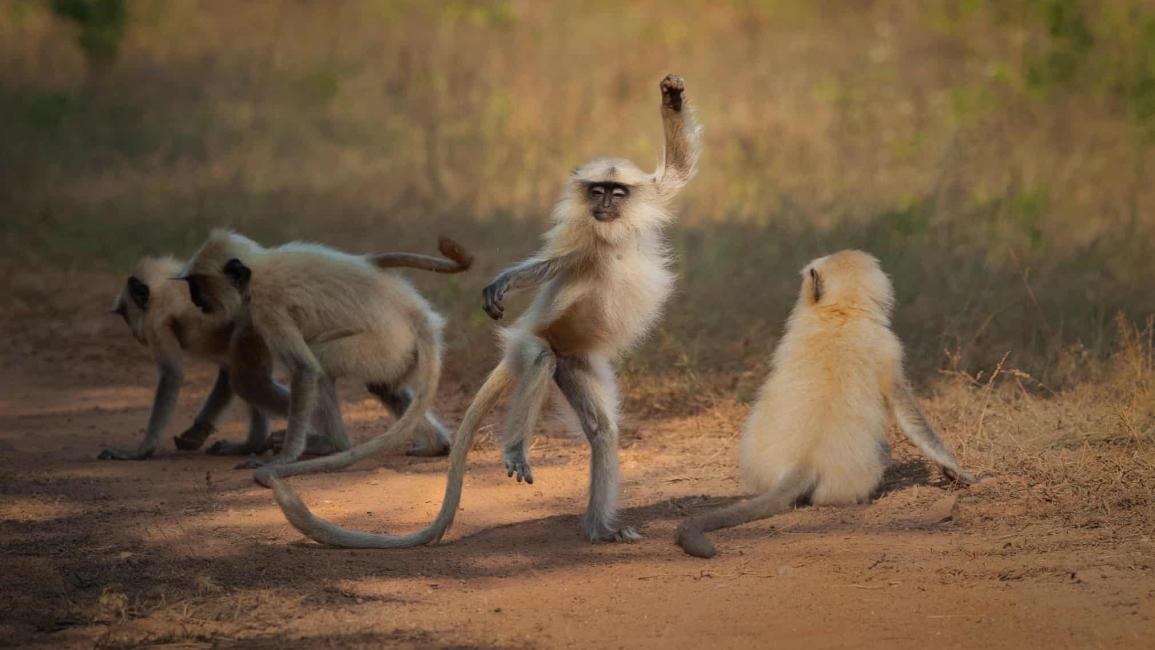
[[482, 280, 507, 320]]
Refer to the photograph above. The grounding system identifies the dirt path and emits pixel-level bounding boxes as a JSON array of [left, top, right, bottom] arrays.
[[1, 318, 1152, 649]]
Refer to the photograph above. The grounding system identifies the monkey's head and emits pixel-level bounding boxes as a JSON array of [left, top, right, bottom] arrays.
[[178, 230, 261, 319], [112, 256, 183, 345], [559, 157, 667, 243], [800, 250, 895, 322]]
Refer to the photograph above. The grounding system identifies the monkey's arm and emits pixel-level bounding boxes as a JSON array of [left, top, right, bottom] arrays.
[[99, 332, 185, 460], [888, 376, 978, 485], [173, 367, 234, 450], [655, 74, 702, 196], [482, 255, 577, 320], [237, 317, 322, 469]]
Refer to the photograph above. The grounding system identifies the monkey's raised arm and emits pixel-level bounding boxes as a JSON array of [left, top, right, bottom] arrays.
[[482, 254, 578, 320], [99, 332, 185, 460], [887, 373, 977, 485], [654, 74, 702, 197]]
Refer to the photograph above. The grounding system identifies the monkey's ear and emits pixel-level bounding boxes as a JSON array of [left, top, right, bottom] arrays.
[[809, 268, 823, 303], [223, 258, 251, 290], [127, 277, 150, 310]]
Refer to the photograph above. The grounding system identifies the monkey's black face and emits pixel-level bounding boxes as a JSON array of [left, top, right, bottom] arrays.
[[586, 182, 630, 222], [181, 274, 216, 314]]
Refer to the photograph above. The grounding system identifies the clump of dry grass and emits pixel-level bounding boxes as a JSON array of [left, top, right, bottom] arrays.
[[926, 314, 1154, 533]]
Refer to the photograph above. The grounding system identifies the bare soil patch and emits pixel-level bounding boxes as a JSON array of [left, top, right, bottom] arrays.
[[1, 315, 1152, 649]]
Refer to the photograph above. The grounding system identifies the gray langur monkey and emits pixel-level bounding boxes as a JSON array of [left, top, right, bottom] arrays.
[[676, 250, 979, 558], [102, 238, 469, 461], [102, 255, 350, 460], [179, 233, 471, 475], [267, 73, 702, 546]]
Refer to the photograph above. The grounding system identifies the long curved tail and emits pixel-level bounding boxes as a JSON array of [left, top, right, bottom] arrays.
[[254, 317, 443, 486], [369, 236, 473, 274], [675, 467, 813, 559], [267, 360, 514, 548]]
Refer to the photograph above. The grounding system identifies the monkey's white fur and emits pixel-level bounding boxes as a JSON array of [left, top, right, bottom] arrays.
[[269, 74, 702, 548], [182, 230, 456, 477], [740, 251, 897, 504], [677, 250, 976, 558], [115, 256, 230, 354]]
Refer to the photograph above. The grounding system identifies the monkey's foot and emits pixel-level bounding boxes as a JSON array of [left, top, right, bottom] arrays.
[[944, 466, 983, 486], [98, 446, 154, 461], [660, 74, 685, 111], [173, 421, 215, 450], [503, 445, 534, 484], [207, 439, 266, 456], [586, 523, 641, 543], [264, 430, 342, 456]]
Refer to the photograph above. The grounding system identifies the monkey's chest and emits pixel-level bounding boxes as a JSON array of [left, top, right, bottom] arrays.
[[602, 257, 674, 346], [537, 299, 610, 357], [538, 257, 673, 356]]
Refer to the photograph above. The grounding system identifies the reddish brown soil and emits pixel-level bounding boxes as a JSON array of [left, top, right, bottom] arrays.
[[1, 317, 1152, 649]]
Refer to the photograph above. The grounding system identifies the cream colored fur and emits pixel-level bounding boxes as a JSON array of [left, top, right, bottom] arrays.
[[182, 230, 451, 475], [676, 250, 975, 558], [269, 73, 703, 548]]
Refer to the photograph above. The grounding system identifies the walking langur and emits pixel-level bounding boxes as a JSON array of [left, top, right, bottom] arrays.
[[102, 237, 470, 461], [179, 233, 470, 473], [101, 255, 350, 460], [104, 255, 259, 460], [675, 251, 979, 558], [267, 73, 702, 546]]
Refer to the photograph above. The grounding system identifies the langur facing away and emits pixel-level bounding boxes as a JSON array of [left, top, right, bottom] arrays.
[[676, 251, 979, 559]]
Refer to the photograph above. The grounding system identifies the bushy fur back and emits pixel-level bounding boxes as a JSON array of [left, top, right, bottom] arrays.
[[740, 251, 900, 505]]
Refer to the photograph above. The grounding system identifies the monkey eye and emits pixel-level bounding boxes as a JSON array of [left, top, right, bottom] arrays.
[[611, 186, 628, 198], [589, 186, 605, 198]]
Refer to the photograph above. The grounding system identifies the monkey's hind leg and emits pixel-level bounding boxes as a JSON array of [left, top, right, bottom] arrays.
[[367, 384, 451, 457], [310, 377, 351, 453], [500, 343, 556, 485], [554, 355, 638, 542], [221, 376, 348, 458]]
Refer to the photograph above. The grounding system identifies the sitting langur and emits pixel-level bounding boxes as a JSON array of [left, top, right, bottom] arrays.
[[101, 255, 349, 460], [267, 73, 702, 546], [675, 251, 978, 558], [180, 233, 471, 472]]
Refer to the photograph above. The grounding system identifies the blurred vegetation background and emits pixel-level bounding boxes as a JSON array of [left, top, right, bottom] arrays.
[[1, 0, 1153, 406]]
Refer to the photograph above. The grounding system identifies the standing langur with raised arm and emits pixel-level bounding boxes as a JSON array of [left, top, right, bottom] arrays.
[[268, 74, 702, 546], [100, 255, 350, 460], [676, 251, 979, 558], [178, 234, 472, 472]]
